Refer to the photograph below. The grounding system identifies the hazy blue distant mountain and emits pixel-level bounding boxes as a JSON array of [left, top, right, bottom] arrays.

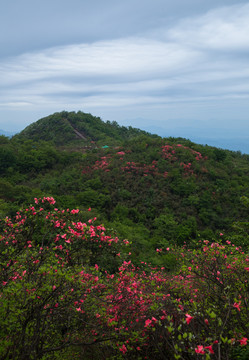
[[0, 129, 15, 137], [139, 124, 249, 155]]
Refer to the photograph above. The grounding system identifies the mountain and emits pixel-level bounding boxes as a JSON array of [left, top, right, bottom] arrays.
[[14, 111, 156, 146]]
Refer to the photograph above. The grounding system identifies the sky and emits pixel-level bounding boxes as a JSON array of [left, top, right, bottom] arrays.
[[1, 0, 249, 152]]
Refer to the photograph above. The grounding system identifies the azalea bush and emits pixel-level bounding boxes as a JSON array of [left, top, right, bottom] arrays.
[[149, 240, 249, 359], [0, 197, 126, 359], [0, 198, 249, 359]]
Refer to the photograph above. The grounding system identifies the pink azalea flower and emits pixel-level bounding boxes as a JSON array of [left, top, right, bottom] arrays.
[[240, 337, 248, 346], [119, 344, 127, 354], [185, 313, 194, 325], [205, 345, 214, 354], [145, 319, 152, 327], [195, 345, 205, 354], [233, 301, 241, 311]]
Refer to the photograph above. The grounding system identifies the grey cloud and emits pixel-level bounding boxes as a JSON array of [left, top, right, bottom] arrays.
[[1, 0, 248, 57]]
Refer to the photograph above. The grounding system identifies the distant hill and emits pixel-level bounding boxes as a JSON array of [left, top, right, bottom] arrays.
[[14, 111, 156, 146]]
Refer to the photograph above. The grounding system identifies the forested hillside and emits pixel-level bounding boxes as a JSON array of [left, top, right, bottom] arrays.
[[1, 111, 249, 264]]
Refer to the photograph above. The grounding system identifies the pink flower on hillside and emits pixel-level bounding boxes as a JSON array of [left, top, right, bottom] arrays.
[[119, 344, 127, 354], [71, 209, 79, 214], [185, 313, 194, 325], [233, 301, 241, 311], [195, 345, 205, 354], [145, 319, 152, 327], [205, 345, 214, 354], [240, 338, 248, 346]]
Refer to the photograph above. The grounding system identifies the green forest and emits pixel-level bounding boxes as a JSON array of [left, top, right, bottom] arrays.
[[0, 111, 249, 359]]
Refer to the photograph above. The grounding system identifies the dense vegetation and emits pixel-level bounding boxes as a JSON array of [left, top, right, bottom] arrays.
[[1, 197, 249, 359], [0, 111, 249, 358], [1, 111, 249, 264]]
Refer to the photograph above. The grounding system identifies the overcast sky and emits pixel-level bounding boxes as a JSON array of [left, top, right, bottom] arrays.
[[1, 0, 249, 152]]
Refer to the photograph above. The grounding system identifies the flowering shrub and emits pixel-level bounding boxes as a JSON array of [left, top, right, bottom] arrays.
[[0, 199, 249, 359]]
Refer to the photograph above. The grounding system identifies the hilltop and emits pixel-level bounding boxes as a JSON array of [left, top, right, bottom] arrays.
[[14, 111, 156, 146]]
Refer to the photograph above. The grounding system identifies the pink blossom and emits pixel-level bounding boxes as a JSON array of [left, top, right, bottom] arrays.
[[119, 344, 127, 354], [233, 301, 241, 311], [71, 209, 79, 214], [195, 345, 205, 354], [185, 313, 194, 325], [205, 345, 214, 354], [240, 337, 248, 346], [145, 319, 152, 327]]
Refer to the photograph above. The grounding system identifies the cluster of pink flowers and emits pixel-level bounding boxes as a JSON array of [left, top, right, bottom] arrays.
[[161, 143, 207, 177], [121, 160, 159, 177], [180, 162, 194, 176], [93, 156, 112, 172]]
